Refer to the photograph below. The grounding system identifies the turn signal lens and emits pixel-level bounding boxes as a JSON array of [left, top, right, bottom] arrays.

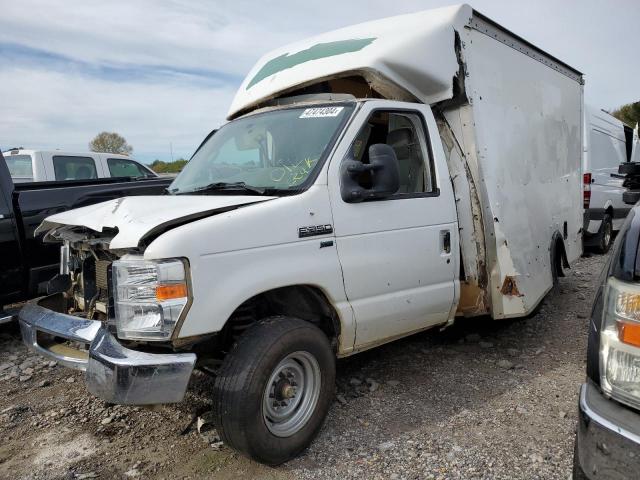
[[615, 291, 640, 321], [113, 257, 189, 341], [583, 173, 592, 208], [156, 283, 188, 301], [618, 322, 640, 348], [601, 277, 640, 410]]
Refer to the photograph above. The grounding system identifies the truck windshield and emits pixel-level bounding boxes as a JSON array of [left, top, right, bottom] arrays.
[[4, 154, 34, 182], [169, 104, 353, 195]]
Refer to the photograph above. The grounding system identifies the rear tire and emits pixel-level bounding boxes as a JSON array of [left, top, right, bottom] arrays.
[[550, 238, 563, 289], [596, 214, 613, 253], [623, 190, 640, 206], [618, 162, 640, 175], [212, 316, 335, 465]]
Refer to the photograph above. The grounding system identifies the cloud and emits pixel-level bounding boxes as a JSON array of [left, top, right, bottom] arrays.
[[0, 64, 237, 161]]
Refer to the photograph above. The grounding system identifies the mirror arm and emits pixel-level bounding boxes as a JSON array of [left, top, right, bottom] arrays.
[[346, 162, 382, 174]]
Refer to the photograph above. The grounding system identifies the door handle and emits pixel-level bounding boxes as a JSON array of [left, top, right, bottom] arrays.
[[440, 230, 451, 254]]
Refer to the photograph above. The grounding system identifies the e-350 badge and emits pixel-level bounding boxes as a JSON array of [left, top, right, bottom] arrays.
[[298, 224, 333, 238]]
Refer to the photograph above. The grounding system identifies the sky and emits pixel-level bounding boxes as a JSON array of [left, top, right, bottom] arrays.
[[1, 0, 638, 164]]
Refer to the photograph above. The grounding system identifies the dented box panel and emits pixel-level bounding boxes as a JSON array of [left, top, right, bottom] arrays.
[[454, 21, 583, 317]]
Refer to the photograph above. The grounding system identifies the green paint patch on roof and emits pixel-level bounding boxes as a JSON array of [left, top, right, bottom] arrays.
[[247, 37, 376, 89]]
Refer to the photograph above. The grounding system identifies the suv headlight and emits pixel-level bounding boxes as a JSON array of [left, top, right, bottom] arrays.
[[112, 257, 190, 341], [601, 277, 640, 409]]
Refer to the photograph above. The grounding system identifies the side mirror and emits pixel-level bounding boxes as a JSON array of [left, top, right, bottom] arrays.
[[340, 144, 400, 203]]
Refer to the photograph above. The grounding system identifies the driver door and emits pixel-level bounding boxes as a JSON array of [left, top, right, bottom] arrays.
[[328, 102, 458, 349]]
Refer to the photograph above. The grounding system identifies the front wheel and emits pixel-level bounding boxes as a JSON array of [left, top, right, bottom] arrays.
[[212, 316, 335, 465]]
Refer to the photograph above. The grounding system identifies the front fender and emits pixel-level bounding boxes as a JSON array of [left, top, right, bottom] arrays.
[[181, 240, 354, 351], [141, 186, 355, 353]]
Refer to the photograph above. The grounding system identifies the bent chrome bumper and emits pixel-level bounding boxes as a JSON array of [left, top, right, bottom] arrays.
[[19, 295, 196, 404], [576, 381, 640, 479]]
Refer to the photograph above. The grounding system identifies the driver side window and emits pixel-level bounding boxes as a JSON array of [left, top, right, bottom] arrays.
[[349, 111, 435, 194]]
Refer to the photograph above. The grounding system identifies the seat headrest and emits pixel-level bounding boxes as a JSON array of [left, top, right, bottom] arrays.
[[387, 128, 414, 158], [75, 166, 92, 179]]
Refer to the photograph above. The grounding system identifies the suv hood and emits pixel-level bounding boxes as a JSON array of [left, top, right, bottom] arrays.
[[37, 195, 274, 249]]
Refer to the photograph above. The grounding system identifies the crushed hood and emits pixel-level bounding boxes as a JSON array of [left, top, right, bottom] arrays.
[[228, 4, 472, 119], [37, 195, 274, 249]]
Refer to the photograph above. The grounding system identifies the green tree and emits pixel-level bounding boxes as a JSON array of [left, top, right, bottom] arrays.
[[612, 101, 640, 127], [89, 132, 133, 155], [150, 158, 188, 173]]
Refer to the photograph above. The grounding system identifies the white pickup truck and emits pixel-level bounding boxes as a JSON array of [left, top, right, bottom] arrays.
[[20, 4, 584, 464], [3, 149, 156, 183]]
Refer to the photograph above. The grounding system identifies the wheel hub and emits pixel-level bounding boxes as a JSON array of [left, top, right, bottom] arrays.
[[262, 351, 321, 437], [281, 384, 296, 399]]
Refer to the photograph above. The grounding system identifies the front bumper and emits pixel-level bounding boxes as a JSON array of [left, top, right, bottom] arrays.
[[576, 381, 640, 479], [19, 295, 196, 404]]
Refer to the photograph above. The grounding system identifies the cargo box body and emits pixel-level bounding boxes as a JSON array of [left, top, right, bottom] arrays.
[[439, 12, 584, 318], [228, 4, 584, 321]]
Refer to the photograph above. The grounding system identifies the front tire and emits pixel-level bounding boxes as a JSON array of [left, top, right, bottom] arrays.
[[596, 214, 613, 253], [213, 316, 335, 465]]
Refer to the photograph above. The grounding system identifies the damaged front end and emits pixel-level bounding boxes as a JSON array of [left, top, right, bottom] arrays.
[[48, 225, 120, 322], [19, 225, 196, 405]]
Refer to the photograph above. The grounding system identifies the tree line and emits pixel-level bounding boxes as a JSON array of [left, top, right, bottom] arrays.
[[88, 131, 188, 173], [612, 101, 640, 127]]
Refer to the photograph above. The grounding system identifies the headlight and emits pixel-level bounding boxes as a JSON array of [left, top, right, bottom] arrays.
[[112, 257, 190, 341], [601, 277, 640, 409]]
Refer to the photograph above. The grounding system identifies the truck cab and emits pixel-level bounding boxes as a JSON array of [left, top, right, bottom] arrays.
[[2, 148, 157, 183]]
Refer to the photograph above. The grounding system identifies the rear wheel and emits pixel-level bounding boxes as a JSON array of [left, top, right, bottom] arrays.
[[623, 190, 640, 205], [212, 316, 335, 465], [550, 238, 563, 288], [596, 214, 613, 253], [618, 162, 640, 175]]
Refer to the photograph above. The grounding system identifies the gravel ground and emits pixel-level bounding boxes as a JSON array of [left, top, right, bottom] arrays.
[[0, 252, 607, 479]]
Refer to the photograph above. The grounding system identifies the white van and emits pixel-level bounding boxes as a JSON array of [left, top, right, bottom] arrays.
[[2, 149, 157, 183], [20, 5, 584, 464], [583, 107, 632, 251]]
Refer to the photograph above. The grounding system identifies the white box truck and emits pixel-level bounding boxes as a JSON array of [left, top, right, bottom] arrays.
[[19, 4, 584, 464], [582, 106, 633, 252]]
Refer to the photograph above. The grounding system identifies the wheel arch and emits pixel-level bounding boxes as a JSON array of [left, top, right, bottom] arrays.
[[550, 230, 569, 279], [220, 284, 344, 353]]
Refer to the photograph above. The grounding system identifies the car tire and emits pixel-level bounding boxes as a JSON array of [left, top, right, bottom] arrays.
[[572, 435, 589, 480], [618, 162, 640, 175], [212, 316, 335, 465], [623, 190, 640, 205], [550, 237, 563, 289], [596, 214, 613, 253]]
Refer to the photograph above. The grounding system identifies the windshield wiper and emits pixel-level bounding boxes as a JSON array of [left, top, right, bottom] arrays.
[[174, 182, 267, 195]]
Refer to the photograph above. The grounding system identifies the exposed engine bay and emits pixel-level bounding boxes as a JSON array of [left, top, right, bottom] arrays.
[[45, 225, 128, 321]]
